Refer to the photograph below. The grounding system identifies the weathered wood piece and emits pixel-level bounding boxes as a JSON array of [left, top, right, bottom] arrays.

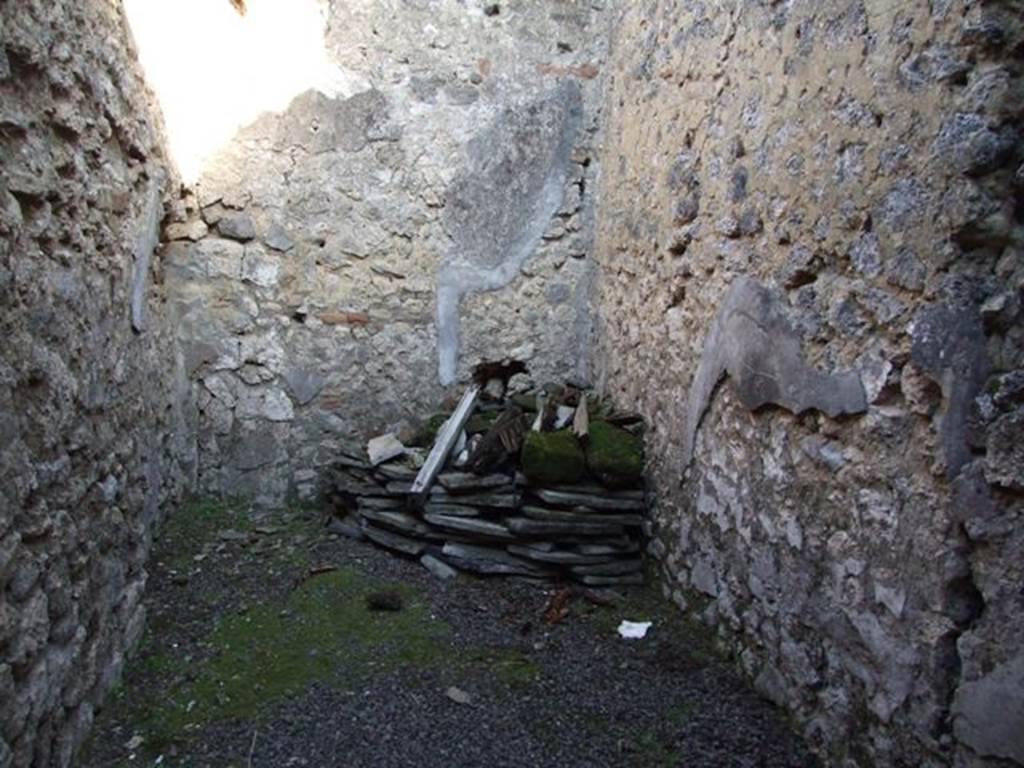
[[411, 386, 480, 502], [466, 407, 529, 473]]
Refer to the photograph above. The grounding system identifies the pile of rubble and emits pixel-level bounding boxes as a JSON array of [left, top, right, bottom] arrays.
[[324, 378, 647, 586]]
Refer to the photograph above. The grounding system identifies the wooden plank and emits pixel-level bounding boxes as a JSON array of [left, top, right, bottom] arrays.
[[410, 386, 480, 503]]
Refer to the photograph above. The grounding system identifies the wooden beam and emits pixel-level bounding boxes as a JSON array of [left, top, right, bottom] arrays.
[[410, 386, 480, 504]]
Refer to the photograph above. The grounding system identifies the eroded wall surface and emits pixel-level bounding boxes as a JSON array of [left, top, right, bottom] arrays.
[[593, 1, 1023, 765], [0, 1, 193, 765], [162, 0, 612, 506]]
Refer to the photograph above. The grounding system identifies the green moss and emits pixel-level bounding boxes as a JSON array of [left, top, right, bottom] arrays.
[[468, 647, 541, 686], [130, 569, 450, 753], [465, 410, 501, 435], [509, 393, 539, 412], [521, 429, 586, 486], [411, 413, 452, 447], [585, 421, 644, 487], [160, 499, 252, 570]]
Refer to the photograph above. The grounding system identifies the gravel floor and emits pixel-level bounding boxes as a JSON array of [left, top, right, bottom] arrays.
[[80, 501, 817, 768]]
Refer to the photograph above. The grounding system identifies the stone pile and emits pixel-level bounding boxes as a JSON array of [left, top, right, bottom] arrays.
[[325, 385, 647, 586]]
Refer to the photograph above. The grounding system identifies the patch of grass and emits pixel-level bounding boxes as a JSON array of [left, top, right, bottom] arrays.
[[583, 584, 718, 666], [633, 727, 682, 767], [159, 498, 253, 569], [468, 647, 541, 687], [131, 568, 450, 753]]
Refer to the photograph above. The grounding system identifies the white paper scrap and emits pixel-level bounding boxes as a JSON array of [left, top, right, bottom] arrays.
[[617, 620, 652, 639]]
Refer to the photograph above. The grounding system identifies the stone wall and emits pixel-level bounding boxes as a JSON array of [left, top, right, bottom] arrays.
[[0, 1, 193, 765], [592, 1, 1023, 766], [162, 0, 612, 506]]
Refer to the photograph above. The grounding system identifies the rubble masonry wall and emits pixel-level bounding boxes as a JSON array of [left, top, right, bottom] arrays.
[[0, 1, 195, 765], [593, 1, 1023, 766], [164, 0, 614, 506]]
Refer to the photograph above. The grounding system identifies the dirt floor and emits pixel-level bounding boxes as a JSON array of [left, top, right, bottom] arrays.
[[78, 500, 817, 768]]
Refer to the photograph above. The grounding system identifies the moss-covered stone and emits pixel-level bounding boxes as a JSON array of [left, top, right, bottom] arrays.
[[411, 412, 451, 447], [521, 429, 586, 486], [586, 421, 644, 487], [465, 410, 501, 434]]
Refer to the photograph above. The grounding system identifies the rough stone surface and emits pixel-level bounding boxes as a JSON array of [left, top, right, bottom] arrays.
[[6, 1, 1024, 766], [0, 1, 193, 765], [165, 0, 612, 507], [592, 2, 1024, 767]]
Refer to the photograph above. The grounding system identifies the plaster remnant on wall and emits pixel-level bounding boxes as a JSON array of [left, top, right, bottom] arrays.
[[130, 180, 163, 333], [682, 277, 867, 470], [437, 82, 583, 385], [909, 304, 991, 479]]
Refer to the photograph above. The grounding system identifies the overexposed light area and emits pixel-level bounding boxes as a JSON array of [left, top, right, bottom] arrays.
[[124, 0, 360, 181]]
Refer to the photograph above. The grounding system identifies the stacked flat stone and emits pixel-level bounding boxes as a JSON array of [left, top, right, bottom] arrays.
[[325, 456, 645, 586]]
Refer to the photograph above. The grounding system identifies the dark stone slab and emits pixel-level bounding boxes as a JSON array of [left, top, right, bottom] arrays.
[[424, 514, 517, 541], [507, 517, 625, 538], [521, 505, 643, 527], [361, 523, 427, 556], [442, 543, 552, 577], [358, 497, 406, 511], [334, 455, 373, 471], [376, 465, 419, 482], [578, 573, 645, 587], [532, 489, 643, 512], [420, 553, 458, 581], [429, 488, 520, 509], [576, 542, 641, 556], [422, 503, 482, 518], [681, 277, 868, 470], [437, 472, 513, 493], [358, 509, 440, 540], [506, 545, 620, 565], [548, 484, 645, 501], [334, 477, 390, 497], [570, 559, 644, 576], [327, 517, 365, 541]]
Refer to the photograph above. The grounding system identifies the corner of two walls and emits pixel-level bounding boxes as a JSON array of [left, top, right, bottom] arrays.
[[593, 1, 1022, 767], [162, 1, 614, 507], [0, 1, 194, 765]]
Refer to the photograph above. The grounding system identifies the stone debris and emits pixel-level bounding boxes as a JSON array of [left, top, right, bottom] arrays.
[[367, 433, 408, 466], [325, 382, 646, 585]]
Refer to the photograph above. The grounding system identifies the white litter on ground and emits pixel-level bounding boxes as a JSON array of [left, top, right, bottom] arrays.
[[617, 620, 652, 639]]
